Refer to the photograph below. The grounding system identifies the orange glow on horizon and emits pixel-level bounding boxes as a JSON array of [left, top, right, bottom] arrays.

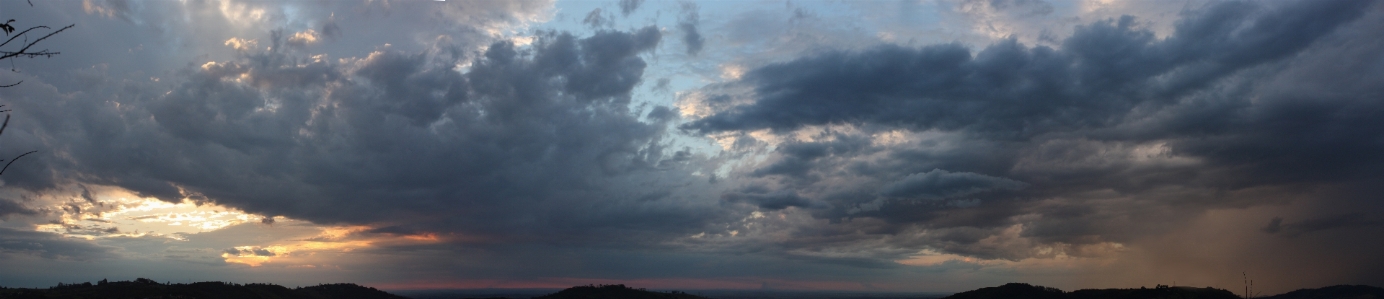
[[220, 224, 444, 267]]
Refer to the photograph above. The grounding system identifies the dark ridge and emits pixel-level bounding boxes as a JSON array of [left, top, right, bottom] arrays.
[[533, 284, 709, 299], [943, 283, 1067, 299], [1262, 285, 1384, 299], [1068, 286, 1238, 299], [0, 278, 407, 299], [942, 283, 1262, 299], [296, 283, 408, 299]]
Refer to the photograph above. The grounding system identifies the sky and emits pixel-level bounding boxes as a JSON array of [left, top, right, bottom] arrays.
[[0, 0, 1381, 294]]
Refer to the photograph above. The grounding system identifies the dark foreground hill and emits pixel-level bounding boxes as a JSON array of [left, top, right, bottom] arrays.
[[942, 283, 1069, 299], [944, 283, 1384, 299], [944, 283, 1356, 299], [0, 278, 406, 299], [531, 284, 708, 299], [1262, 285, 1384, 299], [950, 282, 1241, 299]]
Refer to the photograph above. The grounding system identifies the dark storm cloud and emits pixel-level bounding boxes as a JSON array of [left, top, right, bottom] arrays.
[[3, 0, 1382, 286], [0, 227, 114, 260], [880, 169, 1027, 199], [682, 0, 1372, 136], [1, 24, 730, 251], [1262, 214, 1382, 237], [0, 198, 37, 218], [678, 0, 1384, 262], [722, 190, 816, 210]]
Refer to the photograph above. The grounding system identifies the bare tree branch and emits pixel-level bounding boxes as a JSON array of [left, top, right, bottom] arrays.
[[0, 150, 36, 176], [0, 113, 10, 137], [0, 14, 70, 179], [0, 24, 74, 60]]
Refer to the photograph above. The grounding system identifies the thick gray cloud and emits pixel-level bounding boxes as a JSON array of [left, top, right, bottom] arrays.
[[1, 0, 1383, 292], [1262, 214, 1383, 237], [0, 198, 37, 218], [1, 23, 732, 249], [722, 190, 816, 210], [684, 0, 1373, 136], [880, 169, 1027, 200], [0, 227, 115, 260], [679, 0, 1384, 266]]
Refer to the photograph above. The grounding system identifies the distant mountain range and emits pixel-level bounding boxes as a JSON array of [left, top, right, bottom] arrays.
[[2, 280, 1380, 299]]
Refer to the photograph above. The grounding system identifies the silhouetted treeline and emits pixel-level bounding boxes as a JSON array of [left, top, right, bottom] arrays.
[[0, 278, 407, 299]]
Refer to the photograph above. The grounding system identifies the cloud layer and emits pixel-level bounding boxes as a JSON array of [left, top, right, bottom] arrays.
[[0, 0, 1382, 293], [675, 0, 1384, 283]]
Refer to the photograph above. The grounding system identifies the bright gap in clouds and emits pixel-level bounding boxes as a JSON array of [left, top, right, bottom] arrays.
[[12, 185, 441, 268], [24, 185, 272, 240]]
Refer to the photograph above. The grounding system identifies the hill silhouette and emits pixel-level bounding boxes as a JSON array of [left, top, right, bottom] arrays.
[[944, 283, 1242, 299], [1262, 285, 1384, 299], [0, 278, 407, 299], [531, 284, 708, 299], [1067, 286, 1239, 299], [4, 280, 1379, 299], [943, 283, 1067, 299]]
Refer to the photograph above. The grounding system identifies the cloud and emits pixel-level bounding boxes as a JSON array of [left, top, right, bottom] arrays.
[[284, 29, 321, 49], [672, 0, 1384, 263], [0, 227, 115, 260], [319, 16, 341, 41], [618, 0, 644, 16], [583, 8, 612, 29], [1262, 214, 1383, 237], [0, 23, 735, 255], [683, 0, 1373, 136], [678, 2, 705, 56], [722, 190, 816, 210], [81, 0, 137, 22], [880, 169, 1028, 199], [3, 0, 1383, 291], [0, 198, 37, 218], [224, 37, 259, 52], [251, 248, 275, 256]]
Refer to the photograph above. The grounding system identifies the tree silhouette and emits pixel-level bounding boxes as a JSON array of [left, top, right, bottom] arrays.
[[0, 3, 72, 176]]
